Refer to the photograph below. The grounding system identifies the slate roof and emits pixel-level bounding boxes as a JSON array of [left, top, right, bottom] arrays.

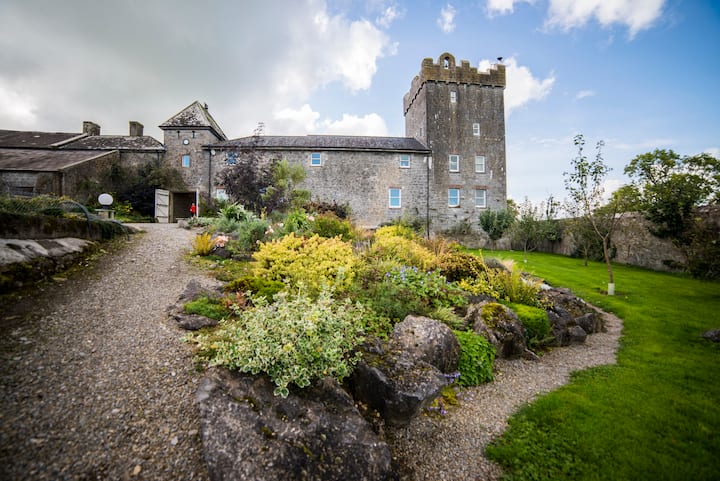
[[0, 130, 84, 149], [159, 101, 228, 141], [63, 135, 165, 152], [212, 135, 430, 153], [0, 149, 115, 172]]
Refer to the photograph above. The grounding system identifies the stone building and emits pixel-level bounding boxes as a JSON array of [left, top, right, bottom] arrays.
[[162, 53, 507, 233], [0, 122, 164, 199]]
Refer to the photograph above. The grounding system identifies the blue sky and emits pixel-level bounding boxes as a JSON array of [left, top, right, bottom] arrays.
[[1, 0, 718, 206]]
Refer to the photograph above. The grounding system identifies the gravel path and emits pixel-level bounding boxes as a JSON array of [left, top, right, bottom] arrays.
[[386, 309, 623, 480], [0, 223, 623, 481], [0, 223, 217, 481]]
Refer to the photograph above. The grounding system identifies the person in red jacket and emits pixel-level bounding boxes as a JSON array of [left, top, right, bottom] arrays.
[[189, 202, 197, 217]]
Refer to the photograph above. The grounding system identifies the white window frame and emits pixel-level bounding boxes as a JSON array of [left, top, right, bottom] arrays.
[[474, 189, 487, 208], [310, 152, 322, 166], [449, 154, 460, 172], [389, 188, 402, 209], [473, 123, 480, 136], [475, 155, 486, 173], [450, 91, 457, 103], [399, 154, 410, 168], [181, 154, 190, 168], [215, 188, 228, 201], [448, 188, 460, 207]]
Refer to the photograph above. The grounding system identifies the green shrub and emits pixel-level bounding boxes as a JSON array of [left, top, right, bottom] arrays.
[[253, 233, 358, 295], [234, 217, 270, 252], [360, 266, 466, 322], [436, 250, 488, 282], [508, 302, 552, 349], [310, 212, 354, 241], [189, 289, 366, 397], [453, 330, 496, 386], [213, 216, 241, 234], [224, 275, 285, 301], [192, 232, 215, 256], [368, 227, 436, 270], [184, 296, 231, 320], [485, 264, 542, 306], [220, 202, 250, 222]]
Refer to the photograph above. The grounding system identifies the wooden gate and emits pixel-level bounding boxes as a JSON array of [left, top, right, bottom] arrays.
[[154, 189, 170, 223]]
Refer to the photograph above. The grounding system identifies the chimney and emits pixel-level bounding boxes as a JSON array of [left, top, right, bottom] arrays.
[[83, 121, 101, 136], [129, 121, 144, 137]]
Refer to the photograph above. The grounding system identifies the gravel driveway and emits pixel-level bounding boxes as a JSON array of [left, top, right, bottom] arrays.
[[0, 223, 214, 481]]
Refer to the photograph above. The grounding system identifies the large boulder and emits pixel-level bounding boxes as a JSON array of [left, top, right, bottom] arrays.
[[350, 316, 457, 427], [196, 367, 395, 481], [465, 302, 537, 360], [389, 315, 460, 373]]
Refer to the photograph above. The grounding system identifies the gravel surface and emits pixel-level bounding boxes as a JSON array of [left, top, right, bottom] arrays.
[[0, 223, 217, 481], [385, 309, 623, 481], [0, 223, 623, 481]]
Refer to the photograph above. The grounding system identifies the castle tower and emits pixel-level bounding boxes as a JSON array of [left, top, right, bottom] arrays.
[[403, 53, 507, 233]]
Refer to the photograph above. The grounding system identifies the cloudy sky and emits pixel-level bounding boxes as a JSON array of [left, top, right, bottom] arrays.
[[1, 0, 718, 205]]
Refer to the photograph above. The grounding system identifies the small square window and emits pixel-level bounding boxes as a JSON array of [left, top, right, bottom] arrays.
[[475, 155, 486, 173], [473, 123, 480, 136], [448, 188, 460, 207], [450, 91, 457, 103], [474, 189, 487, 208], [449, 154, 460, 172], [311, 152, 322, 166], [215, 188, 228, 201], [399, 154, 410, 168], [182, 155, 190, 168], [389, 188, 402, 208], [226, 152, 237, 165]]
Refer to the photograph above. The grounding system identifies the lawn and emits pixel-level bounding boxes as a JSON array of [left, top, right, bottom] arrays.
[[475, 250, 720, 481]]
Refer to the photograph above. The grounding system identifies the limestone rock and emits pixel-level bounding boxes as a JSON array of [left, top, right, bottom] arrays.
[[702, 329, 720, 342], [389, 315, 460, 373], [465, 302, 533, 359], [196, 367, 395, 481], [568, 325, 588, 344]]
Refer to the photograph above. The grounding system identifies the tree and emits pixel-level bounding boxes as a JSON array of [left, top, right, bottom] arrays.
[[624, 149, 720, 243], [564, 134, 626, 294], [261, 159, 310, 215], [510, 198, 542, 262], [624, 149, 720, 279], [478, 208, 515, 249], [216, 123, 273, 214]]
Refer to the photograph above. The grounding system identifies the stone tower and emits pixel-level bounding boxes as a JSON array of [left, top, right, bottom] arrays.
[[403, 53, 507, 233]]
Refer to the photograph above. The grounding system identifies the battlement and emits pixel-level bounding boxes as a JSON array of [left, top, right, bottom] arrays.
[[403, 53, 505, 115]]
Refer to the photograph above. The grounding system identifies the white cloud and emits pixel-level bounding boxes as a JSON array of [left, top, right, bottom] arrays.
[[486, 0, 535, 17], [575, 89, 596, 100], [376, 4, 403, 28], [479, 57, 555, 114], [321, 113, 388, 136], [545, 0, 666, 38], [437, 4, 457, 33], [272, 104, 387, 136], [0, 80, 37, 127]]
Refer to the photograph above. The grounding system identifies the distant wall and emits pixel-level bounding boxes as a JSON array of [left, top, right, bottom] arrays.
[[0, 212, 126, 241]]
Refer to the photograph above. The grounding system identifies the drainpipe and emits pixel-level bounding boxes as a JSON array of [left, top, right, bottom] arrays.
[[426, 155, 432, 239], [208, 149, 214, 202]]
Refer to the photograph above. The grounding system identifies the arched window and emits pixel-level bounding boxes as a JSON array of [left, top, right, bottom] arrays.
[[443, 57, 450, 69]]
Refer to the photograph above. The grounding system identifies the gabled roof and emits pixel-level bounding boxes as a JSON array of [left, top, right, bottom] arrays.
[[212, 135, 430, 153], [0, 149, 116, 172], [61, 135, 165, 152], [159, 101, 227, 141], [0, 130, 84, 149]]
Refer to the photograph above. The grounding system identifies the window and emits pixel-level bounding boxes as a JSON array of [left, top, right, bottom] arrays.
[[448, 188, 460, 207], [473, 123, 480, 136], [182, 155, 190, 168], [450, 91, 457, 103], [389, 188, 401, 208], [449, 154, 460, 172], [474, 189, 487, 208], [399, 154, 410, 168], [475, 155, 486, 173], [310, 152, 321, 166], [226, 152, 237, 165], [215, 188, 228, 201]]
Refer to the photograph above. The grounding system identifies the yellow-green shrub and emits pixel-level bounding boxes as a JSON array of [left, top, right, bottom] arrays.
[[368, 227, 435, 270], [252, 233, 357, 294], [192, 232, 215, 256]]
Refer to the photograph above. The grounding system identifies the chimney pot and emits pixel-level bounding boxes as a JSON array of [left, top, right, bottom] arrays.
[[129, 121, 144, 137]]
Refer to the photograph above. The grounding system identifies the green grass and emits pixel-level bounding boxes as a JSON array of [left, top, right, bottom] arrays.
[[474, 250, 720, 481]]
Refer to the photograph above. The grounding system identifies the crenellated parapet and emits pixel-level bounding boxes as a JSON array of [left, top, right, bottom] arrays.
[[404, 53, 505, 115]]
